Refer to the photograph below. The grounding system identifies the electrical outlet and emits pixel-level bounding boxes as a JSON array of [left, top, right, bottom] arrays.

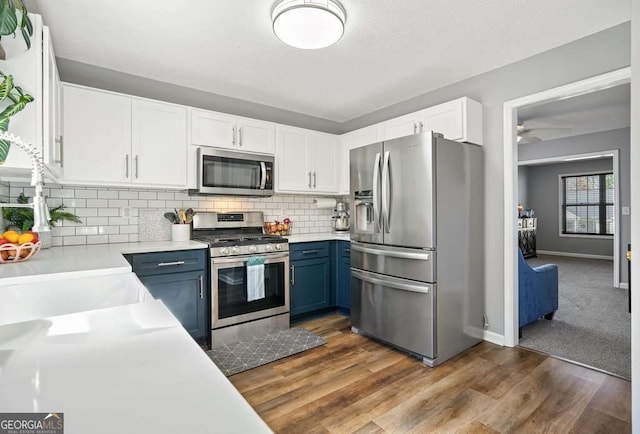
[[121, 206, 132, 219], [622, 206, 630, 216]]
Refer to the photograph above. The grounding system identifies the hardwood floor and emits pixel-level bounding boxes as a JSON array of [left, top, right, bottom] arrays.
[[230, 315, 631, 433]]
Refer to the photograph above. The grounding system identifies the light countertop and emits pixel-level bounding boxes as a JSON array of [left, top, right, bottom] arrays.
[[0, 299, 271, 434], [0, 241, 208, 286], [285, 232, 350, 243]]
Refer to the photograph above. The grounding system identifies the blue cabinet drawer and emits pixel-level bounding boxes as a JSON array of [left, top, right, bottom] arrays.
[[131, 249, 207, 277], [340, 241, 350, 258], [289, 241, 330, 261]]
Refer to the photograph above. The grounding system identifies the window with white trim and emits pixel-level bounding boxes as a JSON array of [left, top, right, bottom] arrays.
[[561, 173, 614, 236]]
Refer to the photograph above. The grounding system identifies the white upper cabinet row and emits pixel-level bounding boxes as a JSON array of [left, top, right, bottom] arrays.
[[275, 125, 338, 194], [63, 84, 188, 188], [337, 97, 483, 195], [191, 109, 275, 155]]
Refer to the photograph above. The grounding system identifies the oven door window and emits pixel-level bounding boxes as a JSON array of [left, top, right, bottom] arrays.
[[217, 261, 286, 319], [202, 155, 263, 190]]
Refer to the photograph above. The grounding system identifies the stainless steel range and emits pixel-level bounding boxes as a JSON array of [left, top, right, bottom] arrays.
[[192, 211, 290, 347]]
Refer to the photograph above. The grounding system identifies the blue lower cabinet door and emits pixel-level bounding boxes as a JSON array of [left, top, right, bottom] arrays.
[[140, 271, 206, 340], [290, 257, 331, 316]]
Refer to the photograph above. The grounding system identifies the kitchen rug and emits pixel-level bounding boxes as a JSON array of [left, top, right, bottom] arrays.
[[206, 328, 327, 376]]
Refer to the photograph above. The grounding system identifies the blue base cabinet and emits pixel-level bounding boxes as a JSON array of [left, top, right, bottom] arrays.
[[290, 242, 332, 317], [335, 241, 351, 310], [125, 249, 209, 343]]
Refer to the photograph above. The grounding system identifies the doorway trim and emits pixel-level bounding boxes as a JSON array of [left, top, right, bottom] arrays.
[[503, 67, 631, 348]]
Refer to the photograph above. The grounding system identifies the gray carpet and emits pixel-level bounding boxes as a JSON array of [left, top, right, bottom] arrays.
[[206, 328, 327, 376], [519, 255, 630, 379]]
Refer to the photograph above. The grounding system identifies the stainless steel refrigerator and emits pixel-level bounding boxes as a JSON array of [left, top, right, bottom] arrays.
[[350, 131, 484, 367]]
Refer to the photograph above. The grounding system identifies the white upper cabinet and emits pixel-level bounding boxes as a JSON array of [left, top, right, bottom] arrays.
[[275, 125, 338, 194], [63, 84, 188, 189], [131, 100, 187, 187], [379, 97, 483, 145], [42, 26, 63, 180], [63, 85, 132, 184], [190, 109, 275, 155], [338, 125, 378, 195]]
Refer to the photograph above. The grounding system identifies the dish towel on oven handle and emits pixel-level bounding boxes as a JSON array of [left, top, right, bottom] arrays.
[[246, 256, 266, 301]]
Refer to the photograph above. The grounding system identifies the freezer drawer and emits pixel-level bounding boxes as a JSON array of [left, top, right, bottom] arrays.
[[351, 268, 436, 358], [350, 241, 435, 283]]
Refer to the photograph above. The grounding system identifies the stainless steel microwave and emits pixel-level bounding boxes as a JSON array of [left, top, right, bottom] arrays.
[[191, 148, 274, 196]]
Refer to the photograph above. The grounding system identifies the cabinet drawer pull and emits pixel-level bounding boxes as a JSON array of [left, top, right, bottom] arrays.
[[302, 249, 320, 255], [157, 260, 186, 267], [313, 171, 317, 188], [343, 248, 350, 254], [125, 154, 129, 178], [232, 127, 236, 146], [199, 275, 204, 299], [308, 172, 312, 189], [134, 155, 139, 179], [290, 264, 295, 285]]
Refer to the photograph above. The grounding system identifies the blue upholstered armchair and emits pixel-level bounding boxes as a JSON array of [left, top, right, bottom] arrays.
[[518, 250, 559, 328]]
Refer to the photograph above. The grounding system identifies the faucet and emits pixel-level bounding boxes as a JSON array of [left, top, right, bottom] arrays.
[[0, 131, 51, 234]]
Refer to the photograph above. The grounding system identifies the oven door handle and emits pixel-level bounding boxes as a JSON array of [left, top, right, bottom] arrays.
[[213, 253, 289, 264], [259, 162, 267, 190]]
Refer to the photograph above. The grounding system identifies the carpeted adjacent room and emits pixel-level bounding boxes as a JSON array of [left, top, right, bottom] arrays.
[[518, 254, 630, 378]]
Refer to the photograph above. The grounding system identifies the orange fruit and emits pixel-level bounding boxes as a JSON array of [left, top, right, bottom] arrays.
[[2, 231, 19, 243], [18, 233, 34, 245]]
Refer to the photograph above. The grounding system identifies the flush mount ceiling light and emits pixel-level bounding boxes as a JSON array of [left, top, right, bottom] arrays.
[[272, 0, 346, 49]]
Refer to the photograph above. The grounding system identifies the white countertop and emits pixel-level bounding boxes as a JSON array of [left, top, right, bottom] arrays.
[[285, 232, 350, 243], [0, 300, 271, 434], [0, 241, 208, 286]]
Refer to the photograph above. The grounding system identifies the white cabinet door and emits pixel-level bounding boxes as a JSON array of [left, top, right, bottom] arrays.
[[310, 133, 338, 193], [191, 109, 236, 150], [132, 100, 187, 187], [42, 26, 63, 180], [237, 117, 275, 155], [419, 99, 463, 140], [338, 125, 378, 195], [63, 85, 132, 183], [380, 112, 420, 141], [275, 126, 311, 192]]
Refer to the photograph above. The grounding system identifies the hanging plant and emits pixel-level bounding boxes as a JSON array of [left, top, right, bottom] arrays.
[[0, 70, 33, 163], [0, 0, 32, 57]]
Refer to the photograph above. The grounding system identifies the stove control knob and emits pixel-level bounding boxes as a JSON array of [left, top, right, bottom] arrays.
[[249, 245, 258, 253], [265, 244, 274, 252], [275, 244, 282, 251], [219, 247, 229, 255], [232, 246, 241, 254]]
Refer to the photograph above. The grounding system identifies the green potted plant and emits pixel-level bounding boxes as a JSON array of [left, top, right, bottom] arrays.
[[0, 71, 33, 163], [0, 0, 32, 59], [2, 193, 82, 247]]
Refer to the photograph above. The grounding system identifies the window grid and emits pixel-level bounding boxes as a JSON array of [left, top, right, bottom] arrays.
[[561, 173, 614, 236]]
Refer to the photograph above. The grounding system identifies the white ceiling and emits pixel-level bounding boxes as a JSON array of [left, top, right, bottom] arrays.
[[518, 83, 631, 143], [28, 0, 629, 122]]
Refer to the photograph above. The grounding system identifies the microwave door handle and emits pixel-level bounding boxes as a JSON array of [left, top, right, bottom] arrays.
[[259, 162, 267, 189], [373, 152, 381, 231]]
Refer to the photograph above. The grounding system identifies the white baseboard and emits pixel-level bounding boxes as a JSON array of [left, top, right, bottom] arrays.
[[536, 250, 614, 261], [482, 330, 505, 346], [620, 283, 629, 290]]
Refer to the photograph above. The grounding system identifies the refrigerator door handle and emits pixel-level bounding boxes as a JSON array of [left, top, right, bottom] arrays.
[[382, 150, 391, 233], [373, 152, 381, 231], [351, 269, 430, 294], [351, 242, 431, 261]]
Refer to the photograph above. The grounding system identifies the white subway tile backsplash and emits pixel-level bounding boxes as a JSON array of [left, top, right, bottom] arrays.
[[86, 199, 108, 208], [108, 234, 129, 243], [98, 208, 120, 217], [9, 182, 343, 246], [98, 190, 119, 199], [75, 190, 98, 199], [76, 226, 99, 236]]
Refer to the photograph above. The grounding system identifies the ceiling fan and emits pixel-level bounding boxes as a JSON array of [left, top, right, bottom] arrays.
[[516, 124, 572, 144]]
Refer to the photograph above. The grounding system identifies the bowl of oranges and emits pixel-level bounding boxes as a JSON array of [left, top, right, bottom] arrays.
[[0, 230, 41, 263]]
